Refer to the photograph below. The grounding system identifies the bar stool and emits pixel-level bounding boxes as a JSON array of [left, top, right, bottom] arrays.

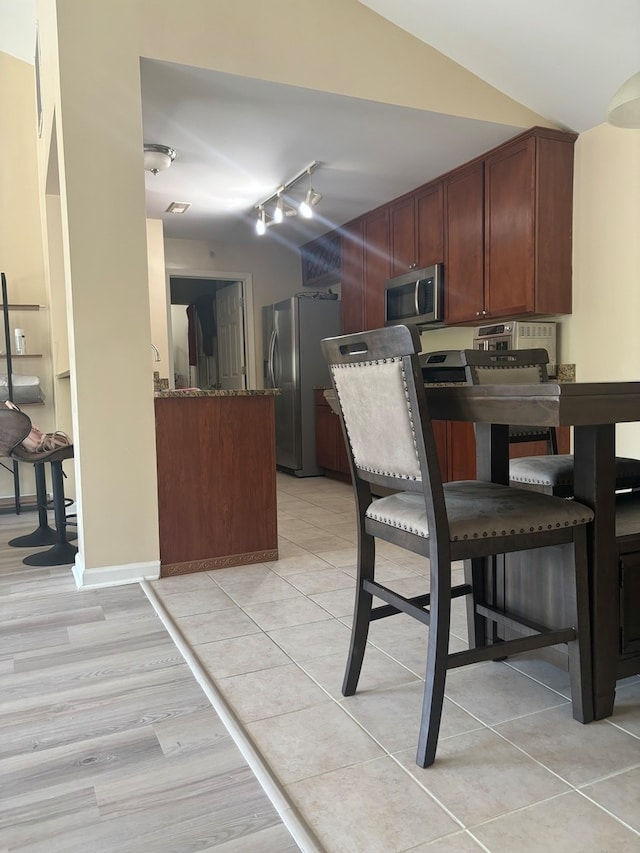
[[0, 406, 77, 566]]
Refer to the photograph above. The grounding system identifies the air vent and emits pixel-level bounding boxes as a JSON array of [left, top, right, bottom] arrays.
[[165, 202, 191, 214]]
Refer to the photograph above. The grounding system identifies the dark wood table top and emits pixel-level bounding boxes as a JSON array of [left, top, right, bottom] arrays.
[[425, 381, 640, 427]]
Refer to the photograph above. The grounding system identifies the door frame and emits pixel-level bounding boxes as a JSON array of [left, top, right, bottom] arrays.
[[164, 267, 256, 389]]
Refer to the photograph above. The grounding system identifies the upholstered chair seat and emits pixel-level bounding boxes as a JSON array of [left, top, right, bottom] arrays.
[[460, 348, 640, 498]]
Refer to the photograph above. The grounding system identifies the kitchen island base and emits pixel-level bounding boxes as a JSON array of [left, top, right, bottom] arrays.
[[154, 391, 278, 576]]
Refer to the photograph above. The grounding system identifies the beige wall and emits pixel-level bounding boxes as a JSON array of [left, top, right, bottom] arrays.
[[561, 123, 640, 456], [29, 0, 638, 585]]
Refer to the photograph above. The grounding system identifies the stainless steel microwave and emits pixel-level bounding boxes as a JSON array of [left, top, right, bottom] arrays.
[[384, 264, 444, 327]]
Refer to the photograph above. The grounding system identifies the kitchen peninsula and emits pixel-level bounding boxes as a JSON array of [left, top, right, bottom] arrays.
[[154, 389, 278, 575]]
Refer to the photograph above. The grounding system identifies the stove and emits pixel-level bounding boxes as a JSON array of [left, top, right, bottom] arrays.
[[420, 350, 466, 384]]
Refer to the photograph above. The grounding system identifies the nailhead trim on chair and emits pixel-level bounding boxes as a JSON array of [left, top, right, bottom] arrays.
[[366, 486, 594, 541], [366, 508, 589, 539], [331, 358, 421, 480]]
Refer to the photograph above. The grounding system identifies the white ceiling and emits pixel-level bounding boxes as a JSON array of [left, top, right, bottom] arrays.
[[3, 0, 639, 248]]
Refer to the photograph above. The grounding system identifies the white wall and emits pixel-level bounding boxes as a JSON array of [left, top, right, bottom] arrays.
[[164, 237, 304, 387]]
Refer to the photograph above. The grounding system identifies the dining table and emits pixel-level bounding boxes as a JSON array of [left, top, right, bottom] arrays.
[[425, 380, 640, 720]]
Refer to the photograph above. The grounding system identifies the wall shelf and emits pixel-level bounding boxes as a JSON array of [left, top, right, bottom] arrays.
[[0, 274, 42, 513]]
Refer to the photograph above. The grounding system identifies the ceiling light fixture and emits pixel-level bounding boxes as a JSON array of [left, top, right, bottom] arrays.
[[254, 161, 321, 235], [607, 72, 640, 128], [144, 143, 177, 175]]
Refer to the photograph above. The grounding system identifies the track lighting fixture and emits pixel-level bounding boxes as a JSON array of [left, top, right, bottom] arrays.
[[254, 161, 322, 235]]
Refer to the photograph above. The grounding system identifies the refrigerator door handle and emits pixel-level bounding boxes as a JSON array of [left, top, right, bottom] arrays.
[[267, 329, 277, 387]]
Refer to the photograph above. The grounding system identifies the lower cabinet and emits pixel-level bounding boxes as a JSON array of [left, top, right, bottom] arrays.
[[619, 550, 640, 661], [432, 420, 477, 482], [616, 499, 640, 674], [315, 390, 351, 481], [154, 394, 278, 574]]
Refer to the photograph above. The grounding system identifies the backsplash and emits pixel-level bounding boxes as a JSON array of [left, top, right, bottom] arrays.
[[556, 364, 576, 382]]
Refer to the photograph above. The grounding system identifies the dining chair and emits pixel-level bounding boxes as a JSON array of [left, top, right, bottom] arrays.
[[461, 348, 640, 497], [322, 324, 594, 768], [0, 405, 77, 566]]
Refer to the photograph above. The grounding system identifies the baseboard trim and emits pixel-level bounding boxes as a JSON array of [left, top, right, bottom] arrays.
[[73, 555, 160, 589]]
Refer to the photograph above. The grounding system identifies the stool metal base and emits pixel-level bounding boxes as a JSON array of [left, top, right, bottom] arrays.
[[22, 541, 78, 567], [9, 525, 58, 548]]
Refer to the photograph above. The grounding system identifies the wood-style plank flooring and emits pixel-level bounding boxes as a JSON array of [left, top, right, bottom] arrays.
[[0, 512, 298, 852]]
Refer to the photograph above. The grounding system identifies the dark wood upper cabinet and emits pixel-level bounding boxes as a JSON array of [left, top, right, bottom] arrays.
[[444, 162, 485, 325], [444, 127, 576, 325], [308, 126, 576, 337], [390, 182, 444, 276], [362, 207, 390, 330], [340, 219, 364, 334]]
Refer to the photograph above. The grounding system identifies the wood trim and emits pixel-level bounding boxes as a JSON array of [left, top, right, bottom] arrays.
[[162, 548, 279, 576]]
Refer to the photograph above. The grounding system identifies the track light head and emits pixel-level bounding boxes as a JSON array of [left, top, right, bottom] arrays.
[[274, 195, 284, 223], [256, 207, 267, 235]]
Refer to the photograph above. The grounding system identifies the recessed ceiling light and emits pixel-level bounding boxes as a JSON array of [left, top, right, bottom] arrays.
[[165, 201, 191, 214]]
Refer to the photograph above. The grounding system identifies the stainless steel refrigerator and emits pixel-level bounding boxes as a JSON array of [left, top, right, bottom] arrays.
[[263, 295, 341, 476]]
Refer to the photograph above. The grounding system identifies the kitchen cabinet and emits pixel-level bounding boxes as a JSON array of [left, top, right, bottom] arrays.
[[443, 162, 485, 325], [484, 130, 574, 318], [340, 219, 364, 334], [390, 182, 444, 276], [445, 127, 576, 324], [613, 496, 640, 675], [362, 208, 391, 330], [432, 419, 477, 482], [315, 389, 350, 481], [331, 125, 575, 339], [154, 392, 278, 575]]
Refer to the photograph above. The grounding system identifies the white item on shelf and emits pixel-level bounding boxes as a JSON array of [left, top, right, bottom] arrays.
[[0, 374, 42, 403], [14, 328, 26, 355]]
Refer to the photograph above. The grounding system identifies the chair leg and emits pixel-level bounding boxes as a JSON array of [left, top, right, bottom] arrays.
[[567, 530, 594, 723], [342, 530, 375, 696], [22, 460, 78, 567], [416, 555, 451, 768], [8, 462, 57, 547]]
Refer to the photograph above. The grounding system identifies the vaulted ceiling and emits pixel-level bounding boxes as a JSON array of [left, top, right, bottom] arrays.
[[2, 0, 638, 247]]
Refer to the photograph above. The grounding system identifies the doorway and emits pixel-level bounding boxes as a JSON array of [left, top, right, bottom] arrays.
[[166, 271, 256, 390]]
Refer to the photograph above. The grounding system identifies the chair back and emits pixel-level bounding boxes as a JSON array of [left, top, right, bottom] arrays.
[[321, 325, 448, 539], [460, 348, 557, 450], [461, 348, 550, 385], [0, 406, 32, 457]]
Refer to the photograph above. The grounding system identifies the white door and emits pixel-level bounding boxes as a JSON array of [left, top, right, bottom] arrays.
[[216, 281, 246, 390]]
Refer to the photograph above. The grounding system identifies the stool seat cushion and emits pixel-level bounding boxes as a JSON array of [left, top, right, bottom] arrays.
[[11, 443, 74, 464], [366, 481, 594, 542], [509, 454, 640, 488]]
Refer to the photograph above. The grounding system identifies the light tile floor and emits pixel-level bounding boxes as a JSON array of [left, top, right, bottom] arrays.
[[150, 473, 640, 853]]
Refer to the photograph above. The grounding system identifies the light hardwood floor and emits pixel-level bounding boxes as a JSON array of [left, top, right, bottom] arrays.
[[0, 511, 299, 853]]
